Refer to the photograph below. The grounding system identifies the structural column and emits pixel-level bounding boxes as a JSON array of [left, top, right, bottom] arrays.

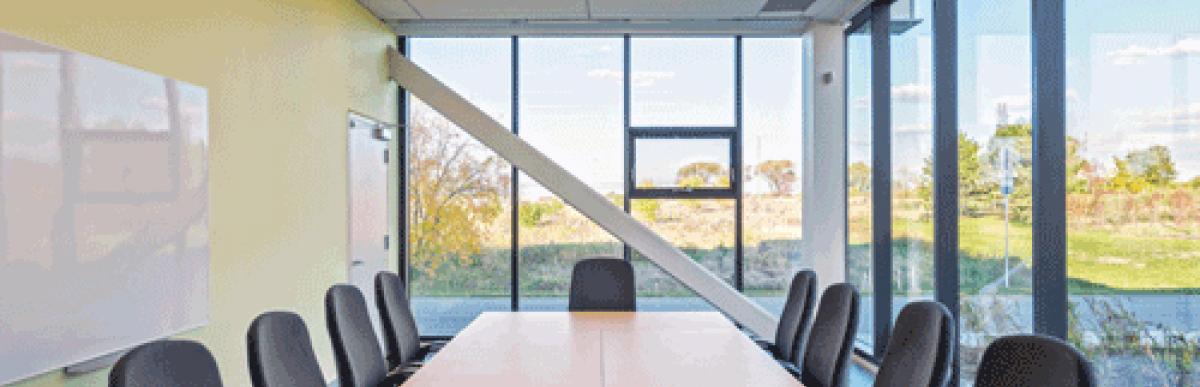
[[802, 22, 847, 291]]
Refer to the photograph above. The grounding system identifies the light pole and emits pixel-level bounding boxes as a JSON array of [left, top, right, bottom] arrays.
[[1000, 147, 1014, 288]]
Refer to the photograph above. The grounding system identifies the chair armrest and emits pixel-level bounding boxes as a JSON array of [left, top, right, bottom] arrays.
[[377, 371, 410, 387], [777, 360, 801, 377]]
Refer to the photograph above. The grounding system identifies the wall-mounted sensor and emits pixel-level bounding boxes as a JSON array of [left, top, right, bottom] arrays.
[[822, 72, 834, 85]]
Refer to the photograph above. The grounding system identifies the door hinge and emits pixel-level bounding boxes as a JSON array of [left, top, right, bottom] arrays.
[[384, 234, 390, 250], [383, 149, 390, 164]]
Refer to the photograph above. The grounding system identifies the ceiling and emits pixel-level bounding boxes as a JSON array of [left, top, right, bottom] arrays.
[[358, 0, 868, 35]]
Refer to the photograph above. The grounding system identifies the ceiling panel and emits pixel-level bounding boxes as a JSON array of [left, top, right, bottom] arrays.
[[590, 0, 769, 19], [406, 0, 589, 19], [358, 0, 420, 19]]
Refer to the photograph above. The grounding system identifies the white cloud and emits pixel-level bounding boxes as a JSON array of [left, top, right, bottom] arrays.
[[1107, 38, 1200, 65], [586, 69, 675, 87], [892, 83, 931, 103], [1124, 102, 1200, 130]]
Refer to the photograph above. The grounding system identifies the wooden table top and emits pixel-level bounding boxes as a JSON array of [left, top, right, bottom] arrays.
[[400, 312, 804, 387]]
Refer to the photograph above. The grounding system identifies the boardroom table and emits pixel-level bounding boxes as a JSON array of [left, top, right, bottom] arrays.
[[400, 311, 804, 387]]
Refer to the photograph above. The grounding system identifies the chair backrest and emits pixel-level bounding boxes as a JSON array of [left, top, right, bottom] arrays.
[[247, 311, 326, 387], [109, 340, 222, 387], [568, 257, 636, 312], [375, 271, 422, 369], [776, 270, 818, 363], [326, 284, 390, 387], [799, 283, 859, 387], [874, 301, 955, 387], [975, 335, 1095, 387]]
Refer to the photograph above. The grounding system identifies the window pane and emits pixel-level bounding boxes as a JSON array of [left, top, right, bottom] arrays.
[[958, 2, 1033, 383], [890, 0, 935, 319], [407, 38, 512, 336], [630, 38, 735, 126], [631, 199, 734, 311], [634, 138, 732, 189], [517, 38, 624, 311], [846, 22, 875, 351], [743, 37, 805, 316], [1066, 1, 1200, 385]]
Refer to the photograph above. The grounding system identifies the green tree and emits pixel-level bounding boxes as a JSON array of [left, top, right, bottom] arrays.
[[1126, 145, 1177, 186], [848, 161, 872, 194], [918, 134, 992, 217], [676, 162, 728, 188], [755, 160, 798, 195], [408, 116, 509, 276]]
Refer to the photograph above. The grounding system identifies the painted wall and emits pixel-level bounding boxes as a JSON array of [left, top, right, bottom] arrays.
[[0, 0, 398, 385]]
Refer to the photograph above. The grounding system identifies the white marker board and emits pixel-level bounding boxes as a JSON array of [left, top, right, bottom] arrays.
[[0, 30, 210, 384]]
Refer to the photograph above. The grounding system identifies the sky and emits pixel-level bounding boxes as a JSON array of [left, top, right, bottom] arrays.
[[410, 0, 1200, 201], [849, 0, 1200, 183], [409, 37, 804, 199]]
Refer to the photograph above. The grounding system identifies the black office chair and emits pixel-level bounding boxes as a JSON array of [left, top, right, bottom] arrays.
[[326, 284, 407, 387], [109, 340, 222, 387], [975, 334, 1095, 387], [873, 301, 955, 387], [376, 271, 442, 371], [247, 311, 326, 387], [758, 270, 818, 363], [568, 257, 636, 312], [794, 283, 859, 387]]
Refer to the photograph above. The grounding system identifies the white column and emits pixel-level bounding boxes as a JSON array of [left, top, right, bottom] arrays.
[[803, 22, 848, 290]]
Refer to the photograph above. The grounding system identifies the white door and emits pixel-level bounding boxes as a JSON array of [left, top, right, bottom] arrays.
[[347, 112, 391, 345]]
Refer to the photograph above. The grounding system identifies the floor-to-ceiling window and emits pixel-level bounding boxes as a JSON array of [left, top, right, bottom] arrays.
[[1066, 0, 1200, 384], [407, 38, 513, 336], [846, 21, 875, 350], [889, 0, 934, 318], [405, 35, 806, 332], [628, 37, 737, 310], [957, 1, 1033, 382], [516, 38, 624, 311], [743, 37, 805, 315]]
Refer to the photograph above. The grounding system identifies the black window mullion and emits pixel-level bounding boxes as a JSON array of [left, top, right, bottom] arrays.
[[734, 36, 744, 292], [510, 36, 520, 312], [397, 36, 410, 295], [623, 34, 633, 262], [1031, 0, 1068, 340], [870, 1, 894, 357], [931, 0, 961, 382]]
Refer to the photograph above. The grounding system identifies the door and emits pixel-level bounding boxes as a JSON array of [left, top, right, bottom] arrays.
[[348, 112, 391, 345]]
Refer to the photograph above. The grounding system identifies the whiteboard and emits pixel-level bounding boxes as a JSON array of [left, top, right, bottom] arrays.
[[0, 30, 209, 384]]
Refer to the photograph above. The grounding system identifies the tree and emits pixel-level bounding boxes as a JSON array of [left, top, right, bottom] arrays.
[[919, 133, 992, 217], [1126, 145, 1177, 186], [848, 161, 872, 194], [408, 115, 509, 276], [675, 162, 728, 188], [755, 160, 797, 195]]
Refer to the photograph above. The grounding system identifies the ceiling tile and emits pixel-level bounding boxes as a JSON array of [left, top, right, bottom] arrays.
[[590, 0, 769, 19], [358, 0, 420, 19], [406, 0, 589, 19]]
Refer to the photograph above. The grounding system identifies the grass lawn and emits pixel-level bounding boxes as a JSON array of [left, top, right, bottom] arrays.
[[896, 216, 1200, 294]]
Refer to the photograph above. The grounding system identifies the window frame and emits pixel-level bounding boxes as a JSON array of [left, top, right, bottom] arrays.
[[627, 127, 741, 199]]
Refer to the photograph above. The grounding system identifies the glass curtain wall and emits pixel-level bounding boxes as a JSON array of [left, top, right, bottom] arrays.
[[407, 38, 513, 336], [516, 38, 624, 311], [743, 38, 806, 315], [889, 0, 934, 315], [846, 21, 875, 350], [1065, 0, 1200, 384], [957, 1, 1033, 382], [406, 35, 807, 332], [628, 37, 736, 310]]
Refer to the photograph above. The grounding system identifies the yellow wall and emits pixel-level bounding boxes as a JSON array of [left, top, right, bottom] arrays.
[[0, 0, 398, 385]]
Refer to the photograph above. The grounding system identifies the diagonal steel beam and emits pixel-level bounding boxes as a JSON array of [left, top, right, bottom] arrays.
[[387, 47, 777, 338]]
